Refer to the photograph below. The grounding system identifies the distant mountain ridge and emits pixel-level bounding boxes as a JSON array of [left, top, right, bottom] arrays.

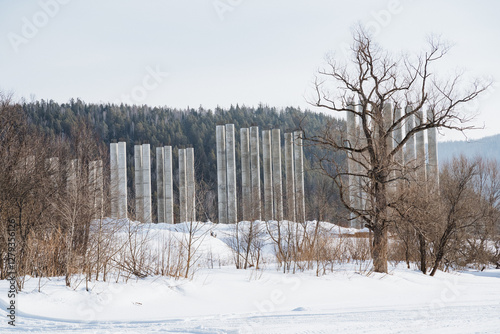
[[438, 134, 500, 166]]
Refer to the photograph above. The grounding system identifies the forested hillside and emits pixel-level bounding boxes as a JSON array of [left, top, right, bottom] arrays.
[[439, 134, 500, 166], [22, 99, 346, 222]]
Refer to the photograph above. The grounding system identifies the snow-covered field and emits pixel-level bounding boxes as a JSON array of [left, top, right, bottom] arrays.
[[1, 222, 499, 333]]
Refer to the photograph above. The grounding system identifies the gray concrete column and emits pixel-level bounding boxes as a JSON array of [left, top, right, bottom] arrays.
[[216, 125, 227, 224], [240, 128, 251, 222], [89, 160, 104, 220], [142, 144, 152, 223], [383, 103, 396, 195], [404, 106, 416, 180], [346, 104, 357, 224], [393, 107, 404, 194], [110, 143, 118, 219], [262, 129, 273, 221], [117, 142, 128, 219], [134, 145, 144, 222], [226, 124, 237, 224], [394, 107, 403, 169], [164, 146, 174, 224], [156, 147, 165, 223], [285, 132, 296, 222], [178, 148, 187, 223], [272, 129, 283, 222], [250, 126, 261, 221], [67, 159, 78, 195], [355, 120, 364, 227], [186, 147, 196, 222], [415, 109, 427, 184], [46, 157, 59, 186], [426, 109, 439, 190], [294, 131, 305, 223]]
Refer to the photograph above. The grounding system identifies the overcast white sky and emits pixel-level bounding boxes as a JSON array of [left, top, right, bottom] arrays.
[[1, 0, 499, 141]]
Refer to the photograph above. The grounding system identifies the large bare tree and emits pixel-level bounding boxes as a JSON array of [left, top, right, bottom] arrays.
[[309, 29, 489, 273]]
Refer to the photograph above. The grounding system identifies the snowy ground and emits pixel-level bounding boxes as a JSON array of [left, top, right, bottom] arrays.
[[1, 221, 499, 333]]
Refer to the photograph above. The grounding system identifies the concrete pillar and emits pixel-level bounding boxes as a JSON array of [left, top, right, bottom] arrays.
[[262, 130, 273, 221], [250, 126, 261, 221], [404, 106, 416, 181], [394, 107, 403, 167], [164, 146, 174, 224], [117, 142, 128, 219], [393, 107, 404, 193], [285, 132, 296, 222], [355, 120, 365, 227], [46, 157, 59, 186], [415, 109, 427, 184], [67, 159, 78, 195], [383, 103, 396, 195], [110, 143, 118, 219], [142, 144, 152, 223], [134, 145, 144, 222], [178, 148, 187, 223], [89, 160, 103, 220], [156, 147, 165, 223], [383, 103, 393, 155], [240, 128, 251, 221], [426, 109, 439, 190], [272, 129, 283, 222], [294, 131, 305, 223], [346, 104, 357, 224], [186, 147, 196, 222], [216, 125, 227, 224], [226, 124, 237, 224]]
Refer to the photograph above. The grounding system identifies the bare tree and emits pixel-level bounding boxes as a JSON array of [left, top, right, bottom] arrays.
[[429, 156, 500, 276], [308, 28, 489, 273]]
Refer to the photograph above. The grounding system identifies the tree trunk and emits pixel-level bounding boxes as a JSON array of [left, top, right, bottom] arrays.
[[418, 233, 427, 274], [430, 223, 455, 276], [372, 225, 388, 273]]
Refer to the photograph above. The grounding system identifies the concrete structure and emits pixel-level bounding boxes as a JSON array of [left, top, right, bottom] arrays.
[[294, 131, 305, 223], [262, 129, 274, 221], [110, 143, 118, 218], [134, 145, 144, 222], [285, 132, 296, 222], [142, 144, 152, 223], [67, 159, 78, 195], [117, 142, 128, 219], [46, 157, 59, 188], [225, 124, 237, 224], [133, 144, 152, 223], [272, 129, 283, 221], [164, 146, 174, 224], [383, 103, 397, 195], [156, 147, 165, 223], [426, 109, 439, 190], [216, 125, 228, 224], [250, 126, 261, 221], [346, 104, 357, 224], [186, 147, 196, 222], [394, 107, 404, 190], [89, 160, 104, 220], [240, 128, 251, 221], [415, 109, 427, 184], [354, 118, 365, 225], [178, 148, 187, 223], [404, 107, 416, 180]]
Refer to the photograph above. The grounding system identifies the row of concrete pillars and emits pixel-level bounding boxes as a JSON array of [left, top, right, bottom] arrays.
[[28, 156, 104, 220], [346, 103, 439, 228], [109, 142, 197, 224], [217, 125, 305, 224]]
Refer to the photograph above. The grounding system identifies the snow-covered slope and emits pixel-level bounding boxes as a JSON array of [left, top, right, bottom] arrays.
[[0, 221, 498, 333]]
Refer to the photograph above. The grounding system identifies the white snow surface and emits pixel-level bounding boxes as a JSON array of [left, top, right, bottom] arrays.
[[1, 221, 499, 333]]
